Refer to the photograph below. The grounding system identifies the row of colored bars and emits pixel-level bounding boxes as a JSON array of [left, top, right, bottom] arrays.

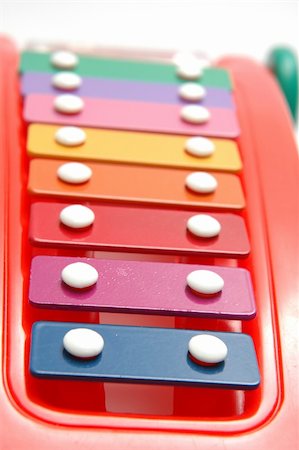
[[21, 49, 260, 395]]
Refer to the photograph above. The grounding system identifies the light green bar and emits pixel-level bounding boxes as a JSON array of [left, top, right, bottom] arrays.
[[20, 51, 232, 89]]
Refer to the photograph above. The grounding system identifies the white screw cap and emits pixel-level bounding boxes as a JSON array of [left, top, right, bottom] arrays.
[[54, 94, 84, 114], [188, 334, 228, 364], [186, 269, 224, 295], [57, 162, 92, 184], [61, 262, 99, 289], [187, 214, 221, 238], [180, 105, 210, 124], [178, 83, 206, 102], [185, 171, 218, 194], [52, 72, 82, 90], [55, 126, 86, 146], [63, 328, 104, 358], [60, 204, 95, 229], [51, 50, 78, 69], [184, 136, 215, 158], [176, 61, 202, 80]]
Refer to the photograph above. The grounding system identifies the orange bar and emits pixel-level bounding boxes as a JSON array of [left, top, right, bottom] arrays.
[[27, 124, 242, 172], [28, 159, 245, 210]]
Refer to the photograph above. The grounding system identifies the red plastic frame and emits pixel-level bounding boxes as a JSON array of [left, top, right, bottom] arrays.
[[0, 36, 298, 448]]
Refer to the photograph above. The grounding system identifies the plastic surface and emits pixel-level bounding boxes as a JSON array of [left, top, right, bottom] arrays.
[[0, 36, 298, 449], [30, 322, 260, 389], [29, 257, 255, 319], [24, 94, 240, 137], [28, 125, 242, 171]]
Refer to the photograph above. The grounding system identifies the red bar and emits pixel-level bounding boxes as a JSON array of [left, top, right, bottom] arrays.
[[29, 201, 250, 257]]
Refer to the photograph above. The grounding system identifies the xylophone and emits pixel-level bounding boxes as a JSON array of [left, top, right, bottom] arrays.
[[0, 35, 298, 449]]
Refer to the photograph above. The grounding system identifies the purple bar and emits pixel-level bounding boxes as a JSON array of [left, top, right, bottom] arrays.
[[29, 256, 256, 320], [21, 72, 234, 108]]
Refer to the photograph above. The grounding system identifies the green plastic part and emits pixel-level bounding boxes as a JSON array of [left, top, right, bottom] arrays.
[[20, 51, 232, 89], [268, 47, 298, 122]]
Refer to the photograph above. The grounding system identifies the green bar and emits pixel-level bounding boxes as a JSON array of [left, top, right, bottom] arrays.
[[20, 51, 232, 89], [267, 47, 298, 123]]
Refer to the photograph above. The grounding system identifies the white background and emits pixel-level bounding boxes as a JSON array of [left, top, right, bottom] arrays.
[[0, 0, 298, 133], [0, 0, 298, 62]]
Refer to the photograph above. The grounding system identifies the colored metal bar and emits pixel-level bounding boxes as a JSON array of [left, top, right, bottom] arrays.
[[21, 73, 234, 108], [20, 51, 232, 89], [27, 125, 242, 172], [28, 161, 245, 207], [24, 94, 240, 138], [29, 203, 249, 256], [29, 257, 255, 319], [30, 321, 260, 389]]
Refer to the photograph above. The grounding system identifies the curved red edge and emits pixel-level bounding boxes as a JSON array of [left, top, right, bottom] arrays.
[[219, 56, 299, 448]]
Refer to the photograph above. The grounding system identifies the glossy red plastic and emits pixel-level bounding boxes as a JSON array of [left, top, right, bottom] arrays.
[[0, 36, 298, 449]]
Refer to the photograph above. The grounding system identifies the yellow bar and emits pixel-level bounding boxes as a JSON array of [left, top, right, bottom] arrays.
[[27, 124, 242, 172]]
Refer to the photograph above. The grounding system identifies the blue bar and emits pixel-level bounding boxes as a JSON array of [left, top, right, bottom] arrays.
[[30, 322, 260, 389]]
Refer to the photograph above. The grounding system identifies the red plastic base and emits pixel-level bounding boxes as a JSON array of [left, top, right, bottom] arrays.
[[0, 36, 298, 449]]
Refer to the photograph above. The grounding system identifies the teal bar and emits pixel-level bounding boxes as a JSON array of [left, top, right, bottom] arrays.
[[20, 51, 232, 89]]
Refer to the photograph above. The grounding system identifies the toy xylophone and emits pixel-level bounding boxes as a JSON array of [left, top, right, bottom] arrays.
[[0, 36, 298, 449]]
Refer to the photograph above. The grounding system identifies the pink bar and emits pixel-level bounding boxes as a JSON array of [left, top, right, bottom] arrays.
[[29, 256, 256, 319], [24, 94, 240, 138]]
